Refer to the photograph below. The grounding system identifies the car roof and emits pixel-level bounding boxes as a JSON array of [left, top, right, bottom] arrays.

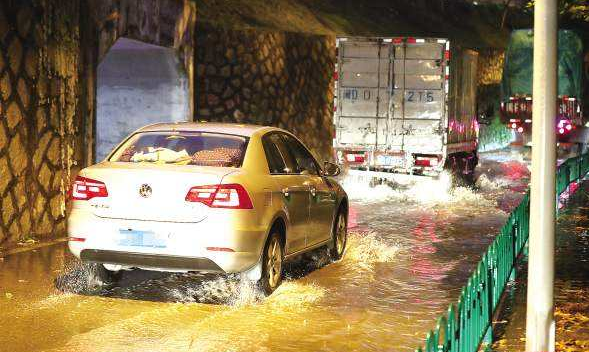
[[136, 122, 279, 137]]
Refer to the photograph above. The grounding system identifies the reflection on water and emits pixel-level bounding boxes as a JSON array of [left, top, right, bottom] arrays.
[[0, 149, 531, 352]]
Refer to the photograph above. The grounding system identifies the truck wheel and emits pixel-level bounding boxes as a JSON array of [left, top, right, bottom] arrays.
[[464, 152, 478, 184], [259, 233, 284, 295], [445, 152, 477, 186]]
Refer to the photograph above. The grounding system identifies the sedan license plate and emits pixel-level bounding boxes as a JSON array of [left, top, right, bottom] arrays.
[[118, 229, 167, 248]]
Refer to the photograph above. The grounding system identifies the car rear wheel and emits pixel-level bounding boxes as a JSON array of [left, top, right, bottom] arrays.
[[86, 263, 121, 287], [330, 210, 347, 260], [259, 233, 283, 295]]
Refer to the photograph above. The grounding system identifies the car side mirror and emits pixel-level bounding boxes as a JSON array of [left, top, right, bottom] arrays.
[[323, 161, 341, 177]]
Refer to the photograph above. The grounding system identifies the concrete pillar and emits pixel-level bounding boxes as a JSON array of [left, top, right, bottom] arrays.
[[525, 0, 557, 351], [95, 38, 190, 162]]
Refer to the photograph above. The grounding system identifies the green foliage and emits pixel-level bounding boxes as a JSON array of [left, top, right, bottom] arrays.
[[525, 0, 589, 21], [501, 29, 584, 99]]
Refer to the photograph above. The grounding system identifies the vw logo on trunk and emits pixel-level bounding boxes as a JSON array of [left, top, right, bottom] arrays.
[[139, 184, 152, 198]]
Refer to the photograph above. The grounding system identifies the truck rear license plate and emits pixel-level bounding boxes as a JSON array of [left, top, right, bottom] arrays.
[[377, 155, 404, 167], [406, 91, 435, 103]]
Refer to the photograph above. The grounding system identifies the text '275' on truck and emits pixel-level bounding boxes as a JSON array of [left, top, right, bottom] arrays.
[[333, 36, 479, 183], [500, 29, 586, 147]]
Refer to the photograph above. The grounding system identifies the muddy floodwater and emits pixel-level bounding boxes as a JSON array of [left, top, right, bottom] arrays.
[[0, 149, 530, 352]]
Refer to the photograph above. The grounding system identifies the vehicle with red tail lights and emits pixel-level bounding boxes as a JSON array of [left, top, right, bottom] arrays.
[[333, 36, 479, 182], [500, 30, 586, 147], [67, 122, 348, 295]]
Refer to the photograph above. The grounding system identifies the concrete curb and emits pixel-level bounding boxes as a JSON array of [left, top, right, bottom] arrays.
[[0, 237, 68, 259]]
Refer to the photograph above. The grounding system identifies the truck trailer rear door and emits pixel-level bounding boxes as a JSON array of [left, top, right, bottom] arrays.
[[391, 41, 446, 154], [336, 39, 390, 148]]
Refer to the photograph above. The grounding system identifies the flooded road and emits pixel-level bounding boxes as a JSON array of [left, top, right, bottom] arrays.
[[0, 148, 531, 352]]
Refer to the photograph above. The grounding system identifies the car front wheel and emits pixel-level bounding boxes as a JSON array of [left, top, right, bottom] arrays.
[[259, 233, 283, 295]]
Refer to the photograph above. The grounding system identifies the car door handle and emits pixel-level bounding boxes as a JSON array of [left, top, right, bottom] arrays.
[[302, 180, 316, 197], [282, 188, 290, 198]]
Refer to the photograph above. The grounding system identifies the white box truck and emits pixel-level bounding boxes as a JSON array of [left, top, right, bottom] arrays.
[[333, 36, 479, 182]]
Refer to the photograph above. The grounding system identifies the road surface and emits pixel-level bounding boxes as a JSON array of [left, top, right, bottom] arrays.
[[0, 148, 531, 352]]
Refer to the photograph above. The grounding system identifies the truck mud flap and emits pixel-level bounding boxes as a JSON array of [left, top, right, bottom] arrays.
[[342, 169, 438, 188]]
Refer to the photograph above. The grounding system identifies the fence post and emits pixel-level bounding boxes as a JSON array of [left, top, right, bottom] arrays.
[[415, 154, 584, 352], [509, 221, 517, 281], [482, 252, 494, 348]]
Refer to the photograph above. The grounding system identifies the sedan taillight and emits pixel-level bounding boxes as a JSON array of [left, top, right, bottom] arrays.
[[71, 176, 108, 200], [185, 184, 253, 209]]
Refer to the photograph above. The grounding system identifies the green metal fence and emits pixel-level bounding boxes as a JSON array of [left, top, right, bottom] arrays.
[[416, 152, 589, 352]]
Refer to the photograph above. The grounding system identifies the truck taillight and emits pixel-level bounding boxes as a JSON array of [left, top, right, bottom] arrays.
[[346, 153, 365, 163], [558, 119, 573, 135], [509, 119, 524, 133], [444, 50, 451, 60], [185, 184, 253, 209], [71, 176, 108, 200], [414, 156, 439, 167]]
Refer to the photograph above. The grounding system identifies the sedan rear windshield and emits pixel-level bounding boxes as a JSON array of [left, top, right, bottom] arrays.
[[109, 131, 248, 167]]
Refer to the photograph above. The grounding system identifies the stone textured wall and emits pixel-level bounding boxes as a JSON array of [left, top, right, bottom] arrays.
[[477, 48, 505, 121], [477, 49, 505, 117], [195, 25, 336, 161], [477, 48, 505, 86], [476, 48, 512, 151], [0, 0, 196, 249], [96, 38, 190, 162], [0, 0, 85, 247]]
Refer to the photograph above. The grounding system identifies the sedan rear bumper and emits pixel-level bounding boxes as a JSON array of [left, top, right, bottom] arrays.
[[68, 208, 267, 274], [80, 249, 225, 273]]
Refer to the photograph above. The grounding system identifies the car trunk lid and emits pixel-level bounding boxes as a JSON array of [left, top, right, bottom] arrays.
[[82, 162, 236, 223]]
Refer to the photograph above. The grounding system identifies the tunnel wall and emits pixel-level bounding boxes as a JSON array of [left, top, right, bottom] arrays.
[[0, 0, 86, 247], [96, 38, 190, 162], [0, 0, 196, 249], [476, 48, 513, 151], [194, 24, 336, 161], [85, 0, 196, 163]]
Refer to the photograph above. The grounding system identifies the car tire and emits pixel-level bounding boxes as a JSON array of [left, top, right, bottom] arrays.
[[259, 233, 283, 295], [86, 263, 121, 287], [330, 209, 347, 260]]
